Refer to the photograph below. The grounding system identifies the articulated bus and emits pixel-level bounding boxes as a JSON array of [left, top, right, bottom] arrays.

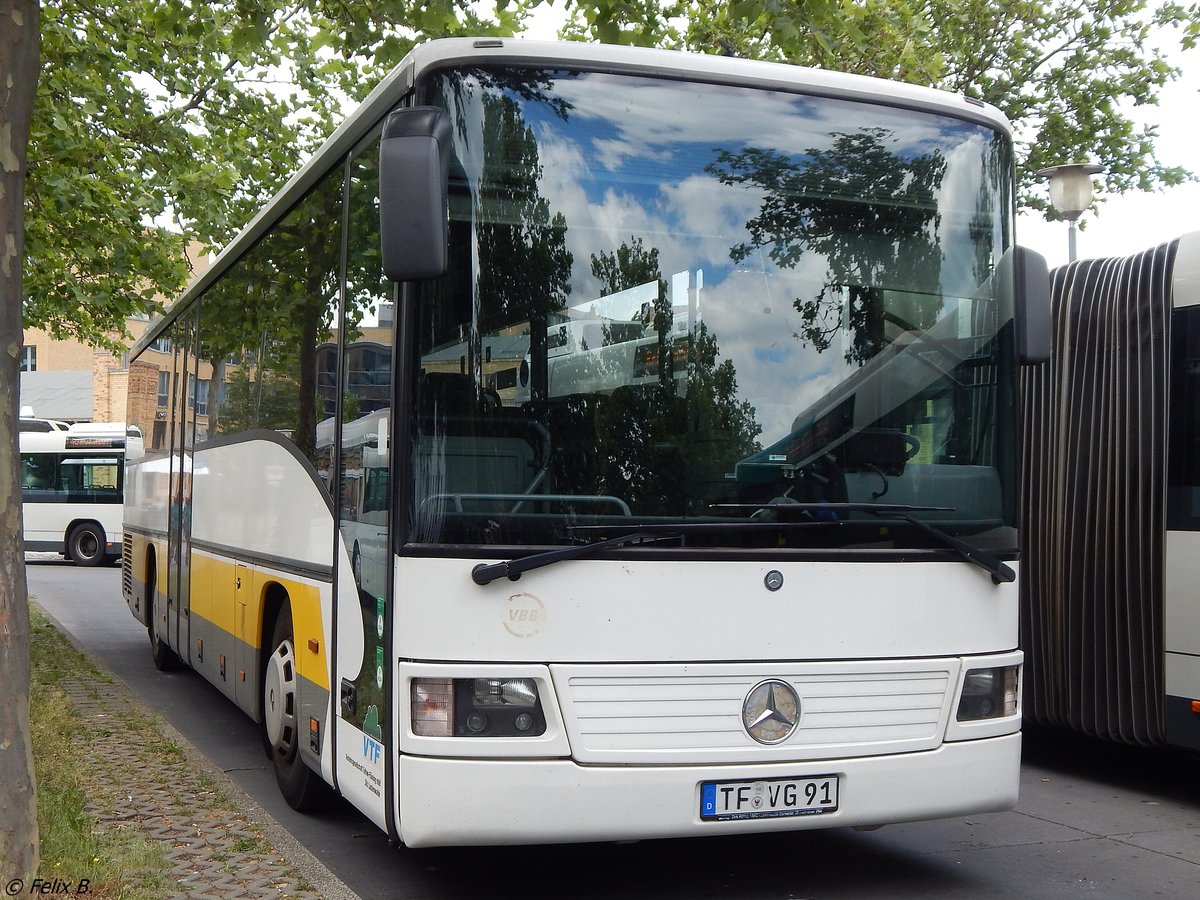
[[122, 38, 1051, 846], [1021, 232, 1200, 751], [22, 422, 141, 566]]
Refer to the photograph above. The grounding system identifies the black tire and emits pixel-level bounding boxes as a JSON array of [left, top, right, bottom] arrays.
[[147, 558, 179, 672], [263, 607, 333, 811], [68, 522, 106, 567]]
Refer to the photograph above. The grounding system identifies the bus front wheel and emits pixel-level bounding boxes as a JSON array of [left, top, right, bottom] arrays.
[[148, 559, 179, 672], [263, 607, 332, 811], [68, 523, 106, 567]]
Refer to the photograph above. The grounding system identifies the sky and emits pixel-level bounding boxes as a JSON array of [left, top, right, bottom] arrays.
[[519, 5, 1200, 272]]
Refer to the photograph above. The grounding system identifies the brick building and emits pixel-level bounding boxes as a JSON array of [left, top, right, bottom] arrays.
[[20, 244, 209, 424]]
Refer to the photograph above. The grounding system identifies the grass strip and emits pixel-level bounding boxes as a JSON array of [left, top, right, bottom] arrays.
[[30, 609, 173, 899]]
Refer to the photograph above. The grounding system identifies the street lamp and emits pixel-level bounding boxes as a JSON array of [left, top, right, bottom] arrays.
[[1036, 163, 1105, 262]]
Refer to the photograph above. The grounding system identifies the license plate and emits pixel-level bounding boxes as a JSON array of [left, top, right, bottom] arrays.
[[700, 775, 839, 821]]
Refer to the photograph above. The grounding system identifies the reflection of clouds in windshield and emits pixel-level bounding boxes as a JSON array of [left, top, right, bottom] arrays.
[[546, 74, 998, 174], [700, 257, 852, 443], [935, 133, 999, 296], [593, 136, 672, 171], [510, 71, 1007, 447], [551, 76, 842, 163], [537, 126, 759, 301], [659, 174, 761, 249]]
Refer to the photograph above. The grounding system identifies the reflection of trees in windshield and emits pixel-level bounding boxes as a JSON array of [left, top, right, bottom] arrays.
[[708, 128, 947, 366], [590, 237, 672, 382], [474, 92, 573, 327], [435, 70, 574, 335], [584, 240, 762, 515], [197, 168, 344, 461], [966, 133, 1010, 289]]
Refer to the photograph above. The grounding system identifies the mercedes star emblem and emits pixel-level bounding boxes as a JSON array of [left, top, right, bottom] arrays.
[[742, 679, 801, 744]]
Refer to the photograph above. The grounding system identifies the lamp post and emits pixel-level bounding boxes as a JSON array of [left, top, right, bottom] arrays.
[[1036, 163, 1104, 262]]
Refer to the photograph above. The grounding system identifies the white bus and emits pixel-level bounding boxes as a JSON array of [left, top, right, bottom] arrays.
[[510, 280, 690, 403], [22, 422, 141, 566], [1021, 232, 1200, 751], [122, 38, 1051, 847]]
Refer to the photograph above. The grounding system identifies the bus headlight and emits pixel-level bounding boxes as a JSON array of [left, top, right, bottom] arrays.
[[956, 666, 1019, 721], [473, 677, 538, 708], [411, 677, 547, 737]]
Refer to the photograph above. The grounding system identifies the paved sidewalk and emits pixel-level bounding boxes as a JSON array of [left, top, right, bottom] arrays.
[[42, 605, 359, 900]]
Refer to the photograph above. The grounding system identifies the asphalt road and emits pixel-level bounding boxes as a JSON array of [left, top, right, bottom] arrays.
[[26, 556, 1200, 899]]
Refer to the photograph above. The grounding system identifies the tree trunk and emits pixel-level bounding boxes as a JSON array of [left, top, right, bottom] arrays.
[[0, 0, 41, 878]]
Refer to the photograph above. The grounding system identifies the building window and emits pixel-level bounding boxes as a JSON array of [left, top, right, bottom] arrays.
[[20, 346, 36, 372], [195, 379, 210, 416], [157, 371, 169, 407]]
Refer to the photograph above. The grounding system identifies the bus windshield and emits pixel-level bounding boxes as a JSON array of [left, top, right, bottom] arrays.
[[410, 67, 1017, 553]]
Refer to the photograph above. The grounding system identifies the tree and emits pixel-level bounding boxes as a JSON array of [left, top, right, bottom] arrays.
[[587, 240, 761, 513], [550, 0, 1199, 214], [1, 0, 40, 878], [707, 127, 949, 365], [26, 0, 524, 347]]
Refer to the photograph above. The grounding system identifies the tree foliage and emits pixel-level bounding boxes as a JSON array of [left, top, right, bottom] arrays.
[[708, 128, 948, 364], [549, 0, 1199, 214], [24, 0, 1200, 348], [25, 0, 521, 346]]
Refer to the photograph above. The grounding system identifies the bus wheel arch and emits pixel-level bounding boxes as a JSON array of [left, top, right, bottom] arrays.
[[67, 520, 107, 567], [260, 589, 332, 812]]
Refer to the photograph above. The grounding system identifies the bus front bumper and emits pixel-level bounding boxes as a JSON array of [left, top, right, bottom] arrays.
[[396, 732, 1020, 847]]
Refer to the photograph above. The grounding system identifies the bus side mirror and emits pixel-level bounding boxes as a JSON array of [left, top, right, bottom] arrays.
[[998, 246, 1052, 364], [379, 107, 452, 282]]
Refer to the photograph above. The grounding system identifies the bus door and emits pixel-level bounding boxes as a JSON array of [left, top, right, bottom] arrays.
[[234, 562, 255, 710], [166, 310, 198, 662], [335, 409, 391, 829], [332, 136, 395, 832]]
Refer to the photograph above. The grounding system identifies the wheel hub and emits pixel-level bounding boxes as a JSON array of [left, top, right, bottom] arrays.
[[264, 639, 297, 753]]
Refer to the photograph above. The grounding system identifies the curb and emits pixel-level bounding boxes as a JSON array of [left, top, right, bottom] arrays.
[[33, 598, 361, 900]]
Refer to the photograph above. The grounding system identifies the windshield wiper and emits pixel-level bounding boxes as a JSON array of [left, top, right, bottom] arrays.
[[470, 504, 1014, 586], [708, 502, 1014, 583], [472, 519, 827, 585], [890, 513, 1015, 584], [471, 531, 681, 585]]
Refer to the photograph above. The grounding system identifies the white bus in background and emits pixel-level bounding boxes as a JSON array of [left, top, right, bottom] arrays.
[[513, 279, 693, 403], [1022, 232, 1200, 751], [21, 422, 143, 566], [122, 38, 1051, 847]]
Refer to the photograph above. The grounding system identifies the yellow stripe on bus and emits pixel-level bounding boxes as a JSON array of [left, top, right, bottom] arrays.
[[130, 536, 331, 691]]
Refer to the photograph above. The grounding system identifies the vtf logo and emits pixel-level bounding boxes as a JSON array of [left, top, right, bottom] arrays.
[[363, 734, 382, 764]]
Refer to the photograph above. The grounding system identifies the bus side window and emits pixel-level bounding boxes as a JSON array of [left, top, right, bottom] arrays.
[[1168, 305, 1200, 528], [21, 454, 55, 490]]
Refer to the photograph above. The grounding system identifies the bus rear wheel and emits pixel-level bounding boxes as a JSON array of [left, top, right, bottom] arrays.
[[68, 522, 106, 567], [263, 607, 332, 811]]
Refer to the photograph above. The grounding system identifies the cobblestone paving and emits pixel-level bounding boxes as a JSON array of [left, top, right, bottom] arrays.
[[57, 676, 329, 899]]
